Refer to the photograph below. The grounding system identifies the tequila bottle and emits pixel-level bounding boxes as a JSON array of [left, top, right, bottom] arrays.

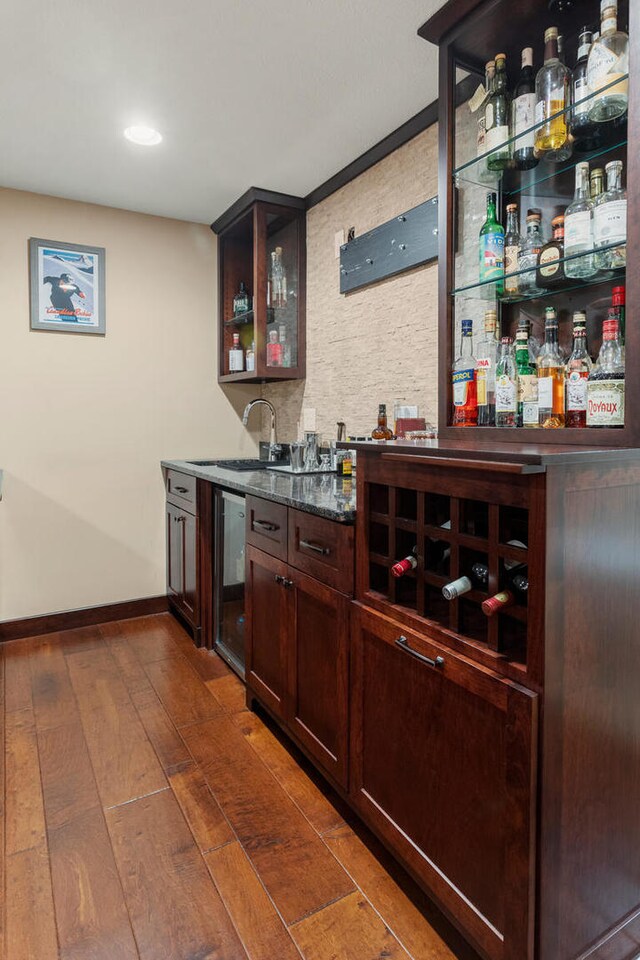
[[565, 162, 596, 278], [537, 306, 565, 428], [476, 310, 499, 427], [594, 160, 627, 270], [479, 192, 504, 295], [587, 311, 625, 427], [452, 319, 478, 427], [485, 53, 511, 172], [495, 338, 518, 428], [565, 313, 592, 428], [535, 27, 572, 161], [515, 323, 539, 428], [504, 204, 522, 299], [518, 210, 544, 296], [587, 0, 629, 122], [513, 48, 538, 170]]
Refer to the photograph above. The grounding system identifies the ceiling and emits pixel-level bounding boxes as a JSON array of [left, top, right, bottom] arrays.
[[0, 0, 444, 224]]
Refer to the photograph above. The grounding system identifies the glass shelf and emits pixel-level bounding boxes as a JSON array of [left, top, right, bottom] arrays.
[[454, 75, 629, 190], [451, 242, 626, 302], [224, 309, 254, 327]]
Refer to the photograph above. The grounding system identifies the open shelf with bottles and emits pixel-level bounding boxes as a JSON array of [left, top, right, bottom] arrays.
[[429, 0, 637, 445], [212, 188, 306, 383], [361, 476, 539, 683]]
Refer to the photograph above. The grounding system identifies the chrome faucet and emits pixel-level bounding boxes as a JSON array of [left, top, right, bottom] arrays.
[[242, 398, 279, 460]]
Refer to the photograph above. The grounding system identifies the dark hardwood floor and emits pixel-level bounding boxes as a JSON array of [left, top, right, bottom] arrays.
[[0, 612, 479, 960]]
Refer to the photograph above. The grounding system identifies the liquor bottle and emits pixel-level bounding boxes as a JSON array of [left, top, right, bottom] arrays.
[[590, 167, 605, 201], [391, 547, 418, 579], [519, 210, 544, 296], [267, 252, 275, 314], [452, 319, 478, 426], [495, 337, 518, 427], [476, 309, 499, 427], [587, 310, 625, 427], [587, 0, 629, 123], [537, 215, 566, 290], [442, 562, 488, 601], [504, 204, 522, 299], [245, 340, 256, 373], [537, 306, 565, 428], [593, 160, 627, 270], [233, 281, 251, 317], [475, 60, 496, 181], [479, 193, 504, 294], [612, 284, 625, 353], [371, 404, 394, 440], [565, 312, 592, 428], [571, 29, 601, 151], [269, 248, 287, 309], [278, 325, 291, 367], [557, 34, 565, 65], [266, 329, 283, 366], [512, 48, 538, 170], [275, 247, 287, 306], [565, 162, 596, 278], [515, 323, 539, 427], [485, 53, 511, 172], [535, 27, 572, 161], [228, 332, 244, 372]]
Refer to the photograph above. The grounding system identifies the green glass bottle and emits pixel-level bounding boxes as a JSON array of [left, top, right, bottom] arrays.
[[479, 192, 505, 296], [515, 322, 539, 427]]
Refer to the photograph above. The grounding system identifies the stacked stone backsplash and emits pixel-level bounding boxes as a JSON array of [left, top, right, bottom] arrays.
[[261, 124, 440, 444]]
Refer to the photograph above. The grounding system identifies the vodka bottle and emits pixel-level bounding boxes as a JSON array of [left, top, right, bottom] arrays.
[[565, 162, 596, 278]]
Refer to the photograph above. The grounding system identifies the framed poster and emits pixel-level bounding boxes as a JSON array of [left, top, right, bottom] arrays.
[[29, 237, 106, 334]]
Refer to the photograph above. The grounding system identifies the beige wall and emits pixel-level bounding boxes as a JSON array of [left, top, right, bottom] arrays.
[[0, 188, 258, 621], [263, 125, 440, 442]]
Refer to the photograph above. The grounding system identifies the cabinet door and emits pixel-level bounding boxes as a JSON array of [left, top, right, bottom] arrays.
[[350, 604, 537, 960], [167, 502, 183, 600], [245, 545, 290, 719], [287, 569, 350, 789], [182, 510, 198, 624]]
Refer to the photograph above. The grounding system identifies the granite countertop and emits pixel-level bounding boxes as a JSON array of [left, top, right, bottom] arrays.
[[162, 460, 356, 523]]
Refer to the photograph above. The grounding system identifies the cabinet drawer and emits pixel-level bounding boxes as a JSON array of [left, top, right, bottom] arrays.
[[246, 496, 288, 560], [166, 470, 197, 509], [288, 509, 354, 594]]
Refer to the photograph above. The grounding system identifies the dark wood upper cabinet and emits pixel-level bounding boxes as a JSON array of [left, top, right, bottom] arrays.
[[420, 0, 638, 445], [211, 188, 306, 384]]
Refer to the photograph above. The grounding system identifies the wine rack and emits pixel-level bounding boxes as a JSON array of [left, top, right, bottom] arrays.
[[364, 478, 539, 681]]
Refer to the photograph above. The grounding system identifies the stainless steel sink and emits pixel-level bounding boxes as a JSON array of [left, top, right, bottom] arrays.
[[187, 458, 270, 471]]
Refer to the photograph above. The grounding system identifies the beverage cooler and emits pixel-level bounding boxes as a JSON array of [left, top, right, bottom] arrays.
[[214, 489, 246, 677]]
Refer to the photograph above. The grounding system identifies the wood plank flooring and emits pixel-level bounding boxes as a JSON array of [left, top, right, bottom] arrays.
[[0, 612, 478, 960]]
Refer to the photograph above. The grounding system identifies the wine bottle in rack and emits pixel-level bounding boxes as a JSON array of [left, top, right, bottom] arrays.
[[391, 547, 418, 579], [442, 563, 488, 601]]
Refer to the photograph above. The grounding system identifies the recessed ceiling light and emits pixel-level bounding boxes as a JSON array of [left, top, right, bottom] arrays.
[[124, 125, 162, 146]]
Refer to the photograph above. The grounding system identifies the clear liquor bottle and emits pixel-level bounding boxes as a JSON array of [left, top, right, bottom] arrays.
[[565, 162, 596, 278], [485, 53, 511, 172], [495, 337, 518, 428], [504, 204, 522, 299], [571, 29, 601, 152], [476, 309, 499, 426], [518, 210, 544, 296], [590, 167, 605, 201], [513, 47, 538, 170], [587, 0, 629, 123], [534, 27, 572, 161], [594, 159, 627, 270], [587, 310, 625, 427], [537, 306, 565, 428], [479, 192, 504, 295], [228, 332, 244, 373], [515, 322, 539, 428], [452, 319, 478, 427], [565, 312, 592, 428], [278, 324, 291, 367], [476, 60, 495, 159]]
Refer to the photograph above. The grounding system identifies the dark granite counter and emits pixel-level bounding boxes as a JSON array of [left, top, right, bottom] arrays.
[[161, 460, 356, 523]]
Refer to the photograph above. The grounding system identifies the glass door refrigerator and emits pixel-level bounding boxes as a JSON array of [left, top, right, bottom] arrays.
[[214, 489, 246, 678]]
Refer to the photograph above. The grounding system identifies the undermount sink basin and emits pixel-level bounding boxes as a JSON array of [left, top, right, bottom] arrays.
[[187, 458, 271, 471]]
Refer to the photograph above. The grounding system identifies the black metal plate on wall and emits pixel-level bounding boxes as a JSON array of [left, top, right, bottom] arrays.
[[339, 197, 438, 294]]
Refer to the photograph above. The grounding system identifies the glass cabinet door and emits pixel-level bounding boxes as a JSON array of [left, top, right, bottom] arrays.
[[263, 209, 301, 373]]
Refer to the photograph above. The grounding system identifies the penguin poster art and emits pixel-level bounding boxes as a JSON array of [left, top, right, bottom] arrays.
[[29, 237, 106, 334]]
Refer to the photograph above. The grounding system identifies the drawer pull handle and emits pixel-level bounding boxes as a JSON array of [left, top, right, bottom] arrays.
[[254, 520, 279, 532], [274, 575, 294, 589], [174, 515, 185, 524], [299, 539, 330, 556], [274, 574, 284, 584], [174, 485, 189, 493], [395, 635, 444, 669]]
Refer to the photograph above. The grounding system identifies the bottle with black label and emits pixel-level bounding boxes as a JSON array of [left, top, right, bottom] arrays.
[[571, 28, 601, 151], [537, 215, 566, 290]]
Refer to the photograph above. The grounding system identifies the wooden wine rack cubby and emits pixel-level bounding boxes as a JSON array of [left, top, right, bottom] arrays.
[[359, 457, 545, 686]]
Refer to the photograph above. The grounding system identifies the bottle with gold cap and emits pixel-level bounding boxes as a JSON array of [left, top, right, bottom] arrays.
[[534, 26, 572, 161], [485, 53, 511, 171]]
